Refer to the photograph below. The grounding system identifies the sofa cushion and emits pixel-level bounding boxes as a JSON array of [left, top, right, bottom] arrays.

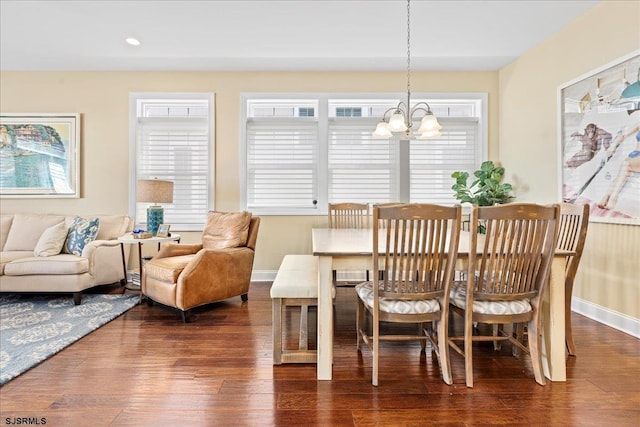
[[34, 221, 69, 257], [0, 251, 34, 274], [202, 211, 251, 250], [145, 254, 195, 283], [3, 214, 66, 251], [0, 215, 14, 251], [64, 217, 100, 256], [4, 254, 89, 276]]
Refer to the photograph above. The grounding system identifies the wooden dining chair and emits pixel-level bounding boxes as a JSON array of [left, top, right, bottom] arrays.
[[328, 202, 370, 228], [328, 202, 370, 284], [448, 203, 560, 387], [513, 202, 590, 357], [556, 202, 589, 356], [356, 203, 462, 386]]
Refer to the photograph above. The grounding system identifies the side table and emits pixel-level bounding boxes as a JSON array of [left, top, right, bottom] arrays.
[[117, 233, 181, 291]]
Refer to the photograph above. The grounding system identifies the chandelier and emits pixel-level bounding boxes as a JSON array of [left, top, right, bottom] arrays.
[[372, 0, 442, 140]]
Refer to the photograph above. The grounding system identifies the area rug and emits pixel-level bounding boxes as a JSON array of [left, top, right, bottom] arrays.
[[0, 293, 138, 385]]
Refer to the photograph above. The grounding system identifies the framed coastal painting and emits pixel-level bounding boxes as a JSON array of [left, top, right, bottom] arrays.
[[559, 51, 640, 225], [0, 113, 80, 198]]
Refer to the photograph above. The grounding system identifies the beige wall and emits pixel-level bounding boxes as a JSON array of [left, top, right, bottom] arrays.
[[0, 70, 498, 266], [499, 1, 640, 319]]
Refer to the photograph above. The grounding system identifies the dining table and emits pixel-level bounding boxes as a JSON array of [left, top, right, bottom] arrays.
[[311, 227, 571, 382]]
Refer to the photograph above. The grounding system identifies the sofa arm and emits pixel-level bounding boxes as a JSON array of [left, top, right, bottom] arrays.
[[154, 243, 203, 260], [176, 247, 255, 310], [83, 239, 125, 285]]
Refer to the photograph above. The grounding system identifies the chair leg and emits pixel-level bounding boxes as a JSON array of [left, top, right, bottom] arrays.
[[180, 310, 192, 323], [73, 292, 82, 305], [465, 312, 474, 388], [513, 323, 525, 357], [437, 316, 453, 385], [493, 324, 502, 351], [356, 298, 365, 350], [419, 322, 427, 350], [566, 316, 577, 357], [528, 316, 546, 386], [566, 283, 576, 356], [372, 311, 379, 386], [241, 293, 248, 302]]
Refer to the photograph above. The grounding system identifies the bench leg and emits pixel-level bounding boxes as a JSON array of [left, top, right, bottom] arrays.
[[273, 298, 283, 365], [299, 303, 309, 350]]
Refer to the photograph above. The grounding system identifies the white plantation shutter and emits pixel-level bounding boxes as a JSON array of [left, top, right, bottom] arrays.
[[246, 118, 319, 211], [410, 117, 480, 204], [328, 118, 398, 203], [136, 116, 210, 230]]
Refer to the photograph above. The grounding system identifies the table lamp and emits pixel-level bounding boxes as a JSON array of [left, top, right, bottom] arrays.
[[137, 178, 174, 236]]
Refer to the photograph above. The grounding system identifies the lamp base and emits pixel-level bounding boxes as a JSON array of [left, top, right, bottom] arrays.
[[147, 205, 164, 236]]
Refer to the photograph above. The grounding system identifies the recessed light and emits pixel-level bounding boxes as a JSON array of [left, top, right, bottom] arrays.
[[125, 37, 141, 46]]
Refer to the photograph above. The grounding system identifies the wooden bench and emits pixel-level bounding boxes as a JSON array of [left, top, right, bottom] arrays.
[[270, 255, 319, 365]]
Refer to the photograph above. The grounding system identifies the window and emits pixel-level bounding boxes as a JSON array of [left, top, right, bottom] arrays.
[[242, 94, 486, 215], [130, 93, 214, 230]]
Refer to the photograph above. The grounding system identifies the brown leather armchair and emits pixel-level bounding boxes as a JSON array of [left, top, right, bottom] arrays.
[[142, 211, 260, 322]]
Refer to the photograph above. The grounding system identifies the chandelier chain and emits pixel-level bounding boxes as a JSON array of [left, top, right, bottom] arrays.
[[406, 0, 411, 104]]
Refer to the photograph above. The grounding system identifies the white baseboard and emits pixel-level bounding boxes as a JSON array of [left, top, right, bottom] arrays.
[[572, 296, 640, 339], [251, 270, 277, 282]]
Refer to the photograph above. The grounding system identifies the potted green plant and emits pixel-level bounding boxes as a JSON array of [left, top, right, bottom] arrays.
[[451, 161, 514, 232]]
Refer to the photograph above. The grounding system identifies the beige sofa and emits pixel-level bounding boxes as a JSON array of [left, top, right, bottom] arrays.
[[0, 213, 133, 304]]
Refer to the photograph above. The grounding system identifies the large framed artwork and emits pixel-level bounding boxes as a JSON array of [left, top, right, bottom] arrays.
[[0, 113, 80, 198], [559, 51, 640, 225]]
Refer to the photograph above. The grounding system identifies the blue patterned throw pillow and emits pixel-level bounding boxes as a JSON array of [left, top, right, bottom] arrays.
[[64, 217, 100, 256]]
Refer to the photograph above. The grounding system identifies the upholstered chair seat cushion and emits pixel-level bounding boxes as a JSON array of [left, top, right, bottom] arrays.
[[450, 283, 532, 315], [144, 254, 195, 283], [355, 282, 441, 315]]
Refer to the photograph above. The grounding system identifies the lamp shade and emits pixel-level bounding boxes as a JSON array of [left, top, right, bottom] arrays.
[[137, 179, 173, 236], [137, 179, 174, 204], [417, 114, 442, 134], [387, 112, 408, 132], [372, 121, 393, 138]]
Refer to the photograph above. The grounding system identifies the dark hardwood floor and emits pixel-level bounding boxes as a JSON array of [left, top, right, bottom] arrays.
[[1, 282, 638, 426]]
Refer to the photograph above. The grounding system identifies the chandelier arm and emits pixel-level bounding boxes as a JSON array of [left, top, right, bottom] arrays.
[[411, 102, 434, 114], [410, 107, 432, 119]]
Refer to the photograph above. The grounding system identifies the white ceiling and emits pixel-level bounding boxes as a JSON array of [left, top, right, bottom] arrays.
[[0, 0, 599, 72]]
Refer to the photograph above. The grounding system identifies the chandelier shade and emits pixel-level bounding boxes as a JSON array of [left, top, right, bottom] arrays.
[[372, 0, 441, 140]]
